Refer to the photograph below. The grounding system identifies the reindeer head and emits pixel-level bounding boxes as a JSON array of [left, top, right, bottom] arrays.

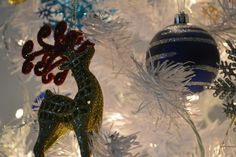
[[21, 21, 95, 85]]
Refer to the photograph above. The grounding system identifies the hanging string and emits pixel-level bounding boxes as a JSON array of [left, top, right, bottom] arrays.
[[218, 116, 236, 155], [176, 0, 186, 12], [71, 0, 78, 28]]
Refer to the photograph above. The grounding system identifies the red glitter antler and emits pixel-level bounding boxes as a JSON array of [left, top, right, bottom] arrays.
[[21, 21, 94, 85]]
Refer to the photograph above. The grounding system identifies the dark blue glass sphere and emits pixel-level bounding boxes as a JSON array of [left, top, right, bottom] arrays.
[[146, 23, 220, 93]]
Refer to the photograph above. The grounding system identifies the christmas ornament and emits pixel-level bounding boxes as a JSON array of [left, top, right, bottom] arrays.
[[209, 40, 236, 126], [190, 0, 236, 43], [7, 0, 26, 5], [38, 0, 95, 29], [146, 11, 220, 93], [21, 21, 103, 157], [209, 41, 236, 100], [223, 100, 236, 118]]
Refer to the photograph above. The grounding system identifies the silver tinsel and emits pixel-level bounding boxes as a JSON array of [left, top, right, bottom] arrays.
[[91, 130, 144, 157]]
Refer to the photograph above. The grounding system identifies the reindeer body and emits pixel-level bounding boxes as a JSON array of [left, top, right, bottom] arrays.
[[21, 21, 103, 157], [34, 47, 103, 157]]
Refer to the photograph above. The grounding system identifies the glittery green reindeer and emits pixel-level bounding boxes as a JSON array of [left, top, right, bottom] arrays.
[[21, 21, 103, 157]]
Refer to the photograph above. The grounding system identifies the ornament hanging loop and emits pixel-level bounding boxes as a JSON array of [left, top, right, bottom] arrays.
[[176, 0, 186, 12], [175, 11, 189, 24], [175, 0, 189, 24]]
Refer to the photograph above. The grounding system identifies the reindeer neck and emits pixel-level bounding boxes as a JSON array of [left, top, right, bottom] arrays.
[[71, 63, 97, 90]]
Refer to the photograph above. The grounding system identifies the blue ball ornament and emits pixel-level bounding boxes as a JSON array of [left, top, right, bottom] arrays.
[[146, 12, 220, 93]]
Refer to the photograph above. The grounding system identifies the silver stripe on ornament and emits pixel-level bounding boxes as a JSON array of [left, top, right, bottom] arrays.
[[146, 54, 218, 75], [187, 81, 211, 86], [146, 52, 177, 65], [165, 24, 203, 30], [150, 37, 217, 48], [161, 29, 211, 36], [192, 65, 219, 75]]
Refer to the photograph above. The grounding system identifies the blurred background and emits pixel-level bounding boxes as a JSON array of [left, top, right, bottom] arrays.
[[0, 4, 23, 126], [1, 0, 236, 156], [0, 3, 39, 127]]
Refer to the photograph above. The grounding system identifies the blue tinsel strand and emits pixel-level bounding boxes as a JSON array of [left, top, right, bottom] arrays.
[[38, 0, 97, 29]]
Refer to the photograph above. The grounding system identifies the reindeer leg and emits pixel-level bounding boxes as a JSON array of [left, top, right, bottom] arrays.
[[34, 118, 68, 157], [72, 115, 91, 157]]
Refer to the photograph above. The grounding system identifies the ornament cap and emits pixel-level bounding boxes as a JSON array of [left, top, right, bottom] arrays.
[[174, 11, 189, 24]]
